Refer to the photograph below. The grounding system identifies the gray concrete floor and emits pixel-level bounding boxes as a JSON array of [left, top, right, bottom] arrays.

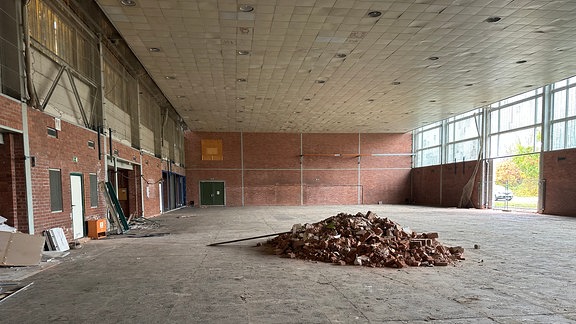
[[1, 205, 576, 323]]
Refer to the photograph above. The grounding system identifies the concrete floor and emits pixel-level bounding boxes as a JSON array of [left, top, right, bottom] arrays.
[[1, 205, 575, 323]]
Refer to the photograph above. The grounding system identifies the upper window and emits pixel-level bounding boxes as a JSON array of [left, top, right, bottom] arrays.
[[201, 139, 223, 161]]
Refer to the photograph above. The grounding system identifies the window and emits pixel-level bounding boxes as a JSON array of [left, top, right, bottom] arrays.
[[49, 169, 63, 212], [0, 0, 21, 99], [27, 0, 97, 81], [47, 127, 58, 138], [89, 174, 98, 207]]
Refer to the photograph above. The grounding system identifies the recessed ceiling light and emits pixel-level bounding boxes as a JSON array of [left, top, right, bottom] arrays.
[[120, 0, 136, 6], [304, 98, 311, 101], [238, 27, 250, 34], [177, 95, 186, 98], [165, 76, 175, 80], [239, 4, 254, 12], [516, 60, 527, 64], [315, 79, 326, 84], [485, 16, 501, 23], [428, 56, 439, 60], [392, 81, 401, 85], [236, 78, 247, 82], [335, 53, 347, 58], [236, 97, 245, 100], [367, 11, 382, 17], [237, 50, 250, 55], [148, 47, 161, 52]]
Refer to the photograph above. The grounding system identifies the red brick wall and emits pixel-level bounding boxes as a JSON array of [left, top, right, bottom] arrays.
[[412, 161, 483, 208], [186, 131, 412, 207], [0, 95, 22, 131], [0, 133, 28, 231], [141, 153, 163, 217], [27, 108, 106, 240], [542, 149, 576, 216]]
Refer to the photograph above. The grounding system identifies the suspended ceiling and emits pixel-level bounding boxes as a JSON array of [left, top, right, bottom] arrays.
[[95, 0, 576, 133]]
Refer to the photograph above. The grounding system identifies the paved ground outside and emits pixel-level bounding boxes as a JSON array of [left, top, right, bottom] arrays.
[[1, 205, 575, 323]]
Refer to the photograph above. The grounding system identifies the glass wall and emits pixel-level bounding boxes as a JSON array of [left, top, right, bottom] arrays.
[[414, 74, 576, 167]]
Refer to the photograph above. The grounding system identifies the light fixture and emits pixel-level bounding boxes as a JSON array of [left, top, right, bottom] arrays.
[[148, 47, 161, 52], [392, 81, 401, 85], [484, 16, 501, 23], [465, 83, 473, 87], [120, 0, 136, 6], [165, 76, 175, 80], [315, 79, 326, 84], [239, 4, 254, 12], [429, 100, 436, 102], [367, 11, 381, 17], [428, 56, 439, 61], [236, 78, 247, 82], [335, 53, 347, 58], [236, 97, 245, 100], [516, 60, 527, 64], [237, 50, 250, 55], [177, 95, 186, 98]]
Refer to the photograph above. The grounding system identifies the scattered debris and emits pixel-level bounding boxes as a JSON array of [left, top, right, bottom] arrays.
[[0, 282, 34, 303], [0, 216, 16, 233], [128, 217, 161, 230], [266, 211, 464, 268]]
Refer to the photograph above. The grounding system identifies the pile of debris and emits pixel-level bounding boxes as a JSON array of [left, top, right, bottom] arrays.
[[267, 211, 464, 268]]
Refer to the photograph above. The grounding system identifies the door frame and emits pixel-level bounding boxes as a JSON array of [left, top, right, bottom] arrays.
[[69, 173, 85, 239], [199, 180, 226, 206]]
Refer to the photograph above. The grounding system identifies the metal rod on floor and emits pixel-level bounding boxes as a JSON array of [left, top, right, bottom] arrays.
[[207, 231, 291, 246]]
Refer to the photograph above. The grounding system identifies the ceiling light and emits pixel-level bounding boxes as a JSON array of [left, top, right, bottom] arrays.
[[238, 27, 250, 34], [516, 60, 527, 64], [239, 4, 254, 12], [165, 76, 175, 80], [428, 56, 439, 60], [315, 79, 326, 84], [177, 95, 186, 98], [120, 0, 136, 6], [429, 100, 436, 102], [148, 47, 161, 52], [236, 97, 245, 100], [237, 78, 247, 82], [484, 16, 501, 23], [465, 83, 473, 86], [392, 81, 401, 85], [335, 53, 347, 58], [237, 50, 250, 55], [367, 11, 382, 17]]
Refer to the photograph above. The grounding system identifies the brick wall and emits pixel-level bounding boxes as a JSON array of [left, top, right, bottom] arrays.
[[27, 108, 106, 240], [412, 161, 483, 208], [0, 95, 22, 131], [0, 133, 28, 231], [141, 152, 163, 217], [542, 149, 576, 216], [186, 131, 412, 207]]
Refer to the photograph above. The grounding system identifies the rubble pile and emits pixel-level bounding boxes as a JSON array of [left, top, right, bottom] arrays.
[[267, 211, 464, 268]]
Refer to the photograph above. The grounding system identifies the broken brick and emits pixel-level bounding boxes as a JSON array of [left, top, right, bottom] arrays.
[[266, 211, 464, 269]]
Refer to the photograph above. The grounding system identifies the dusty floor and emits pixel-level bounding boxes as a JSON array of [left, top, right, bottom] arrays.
[[1, 205, 575, 323]]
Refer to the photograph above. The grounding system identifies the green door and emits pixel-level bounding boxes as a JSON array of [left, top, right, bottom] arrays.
[[200, 181, 225, 206]]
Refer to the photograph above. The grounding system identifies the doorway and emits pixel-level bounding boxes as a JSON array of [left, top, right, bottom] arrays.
[[70, 174, 84, 239], [491, 154, 540, 211], [200, 181, 225, 206]]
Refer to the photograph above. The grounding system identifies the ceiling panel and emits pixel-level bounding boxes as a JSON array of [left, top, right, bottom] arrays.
[[96, 0, 576, 133]]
